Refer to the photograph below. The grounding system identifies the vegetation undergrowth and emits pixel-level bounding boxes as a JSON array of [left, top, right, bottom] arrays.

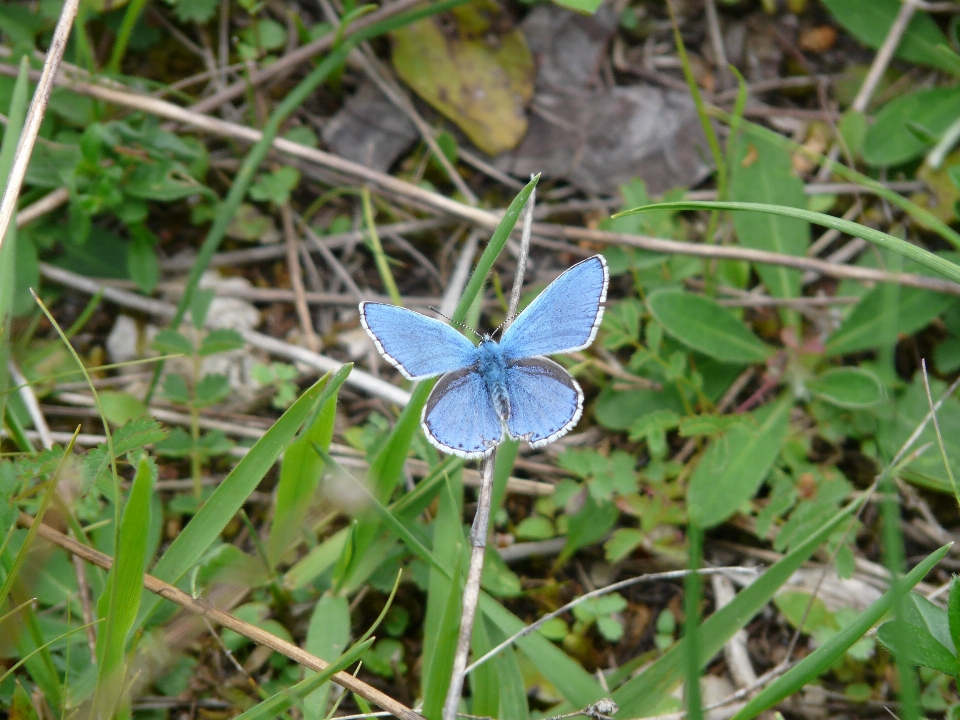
[[5, 0, 960, 719]]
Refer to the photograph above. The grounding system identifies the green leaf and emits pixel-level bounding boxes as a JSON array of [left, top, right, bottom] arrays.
[[807, 367, 884, 408], [194, 373, 231, 407], [730, 134, 808, 302], [96, 456, 156, 684], [161, 373, 190, 405], [151, 329, 192, 356], [560, 495, 618, 565], [730, 544, 950, 720], [515, 515, 555, 540], [198, 328, 245, 356], [826, 285, 954, 356], [821, 0, 960, 74], [551, 0, 604, 11], [171, 0, 219, 23], [949, 577, 960, 655], [98, 391, 147, 425], [136, 366, 351, 629], [249, 166, 301, 206], [618, 200, 960, 276], [679, 414, 747, 437], [901, 591, 956, 653], [627, 409, 680, 441], [244, 18, 288, 51], [863, 87, 960, 166], [604, 528, 644, 563], [646, 289, 772, 364], [687, 397, 791, 528], [880, 619, 960, 674]]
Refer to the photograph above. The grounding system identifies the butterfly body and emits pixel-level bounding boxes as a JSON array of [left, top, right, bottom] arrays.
[[360, 255, 609, 458], [476, 338, 511, 422]]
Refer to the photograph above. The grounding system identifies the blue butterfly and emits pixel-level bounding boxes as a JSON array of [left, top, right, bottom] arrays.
[[359, 255, 609, 459]]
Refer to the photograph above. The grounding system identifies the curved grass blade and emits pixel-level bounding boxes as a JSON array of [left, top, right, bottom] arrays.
[[730, 544, 950, 720], [616, 201, 960, 286]]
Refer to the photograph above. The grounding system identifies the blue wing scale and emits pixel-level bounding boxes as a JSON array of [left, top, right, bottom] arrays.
[[500, 255, 608, 361], [422, 367, 502, 458], [360, 302, 477, 380], [504, 357, 583, 447]]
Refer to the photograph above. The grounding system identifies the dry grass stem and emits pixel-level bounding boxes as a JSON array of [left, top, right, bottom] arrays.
[[0, 0, 80, 251]]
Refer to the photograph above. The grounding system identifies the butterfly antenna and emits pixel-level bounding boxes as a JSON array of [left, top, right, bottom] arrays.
[[429, 307, 483, 340], [492, 314, 515, 339]]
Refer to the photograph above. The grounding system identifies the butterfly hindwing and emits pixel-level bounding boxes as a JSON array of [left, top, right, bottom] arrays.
[[504, 357, 583, 447], [422, 367, 503, 458], [360, 302, 477, 380], [499, 255, 609, 361]]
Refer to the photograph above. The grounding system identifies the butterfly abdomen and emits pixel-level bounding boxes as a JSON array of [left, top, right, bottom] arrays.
[[477, 340, 511, 423]]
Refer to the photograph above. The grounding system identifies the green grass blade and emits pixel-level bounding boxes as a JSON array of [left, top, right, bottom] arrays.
[[136, 365, 351, 628], [106, 0, 148, 74], [93, 454, 156, 712], [267, 390, 338, 568], [362, 187, 402, 306], [617, 201, 960, 286], [611, 499, 859, 716], [683, 524, 704, 720], [0, 58, 30, 432], [422, 469, 465, 706], [730, 544, 950, 720], [422, 551, 465, 720], [304, 594, 351, 720]]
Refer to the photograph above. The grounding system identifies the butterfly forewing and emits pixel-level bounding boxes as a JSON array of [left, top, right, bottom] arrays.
[[504, 357, 583, 447], [499, 255, 609, 362], [360, 302, 477, 380], [422, 367, 503, 458]]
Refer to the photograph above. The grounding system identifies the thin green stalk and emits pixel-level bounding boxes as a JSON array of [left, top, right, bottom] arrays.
[[682, 523, 703, 720], [32, 290, 121, 551], [73, 0, 96, 73], [190, 349, 203, 497], [879, 472, 920, 720], [362, 187, 402, 306], [0, 58, 29, 450], [106, 0, 149, 74], [666, 0, 727, 294], [920, 365, 960, 510]]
